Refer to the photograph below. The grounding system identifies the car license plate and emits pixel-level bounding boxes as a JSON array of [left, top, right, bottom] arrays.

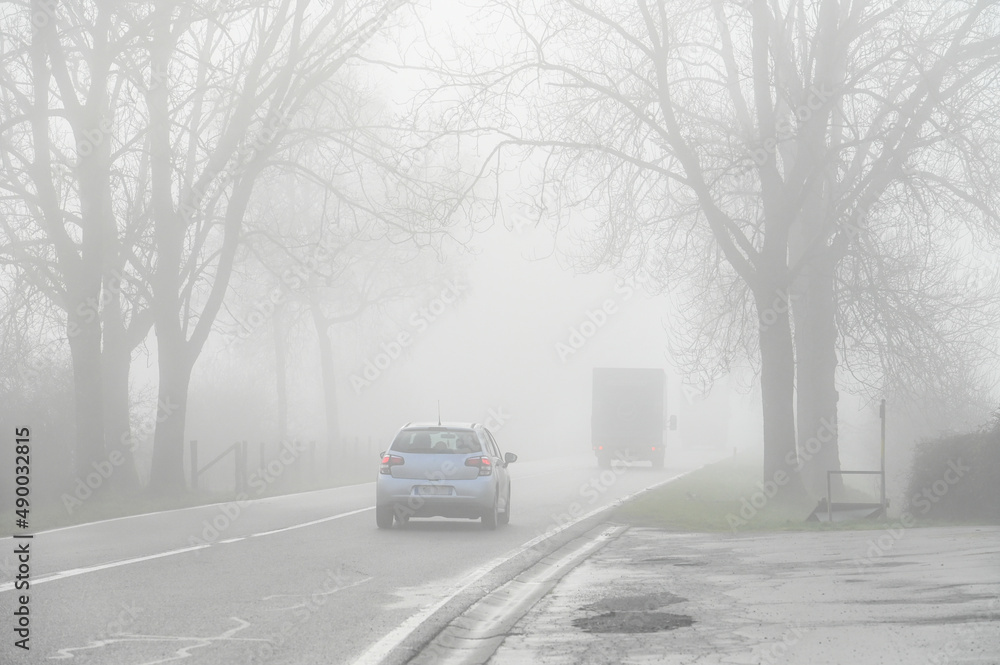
[[415, 485, 452, 496]]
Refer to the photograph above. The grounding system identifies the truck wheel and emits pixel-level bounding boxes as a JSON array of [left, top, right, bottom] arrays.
[[652, 453, 664, 469], [597, 452, 612, 469]]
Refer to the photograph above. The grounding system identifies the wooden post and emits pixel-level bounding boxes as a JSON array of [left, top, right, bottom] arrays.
[[239, 441, 248, 492], [190, 440, 198, 491], [880, 399, 887, 516], [234, 442, 242, 492], [309, 441, 316, 484], [827, 471, 832, 523]]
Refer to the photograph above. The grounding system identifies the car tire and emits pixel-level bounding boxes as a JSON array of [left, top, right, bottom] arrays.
[[482, 493, 499, 530], [376, 504, 394, 529], [499, 490, 510, 526]]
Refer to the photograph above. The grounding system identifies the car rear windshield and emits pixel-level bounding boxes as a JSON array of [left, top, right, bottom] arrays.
[[390, 429, 482, 454]]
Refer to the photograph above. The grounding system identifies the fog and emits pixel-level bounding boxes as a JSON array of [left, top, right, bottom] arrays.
[[1, 1, 999, 662]]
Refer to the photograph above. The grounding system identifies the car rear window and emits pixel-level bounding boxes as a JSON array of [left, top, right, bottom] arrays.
[[390, 429, 482, 454]]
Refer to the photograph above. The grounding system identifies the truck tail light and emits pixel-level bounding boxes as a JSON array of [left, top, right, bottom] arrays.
[[380, 454, 404, 474], [465, 456, 493, 476]]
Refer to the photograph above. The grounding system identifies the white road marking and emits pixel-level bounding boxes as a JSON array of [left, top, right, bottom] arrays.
[[48, 616, 268, 663], [0, 544, 210, 593], [0, 481, 375, 539], [250, 506, 372, 537], [0, 506, 374, 594], [353, 469, 698, 665], [262, 575, 375, 611]]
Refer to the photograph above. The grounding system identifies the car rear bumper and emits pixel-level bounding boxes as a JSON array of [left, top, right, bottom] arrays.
[[376, 476, 495, 519]]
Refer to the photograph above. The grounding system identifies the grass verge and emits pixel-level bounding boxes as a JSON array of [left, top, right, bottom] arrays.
[[615, 452, 899, 532]]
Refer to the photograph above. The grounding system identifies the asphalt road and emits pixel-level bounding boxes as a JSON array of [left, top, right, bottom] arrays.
[[0, 451, 714, 665]]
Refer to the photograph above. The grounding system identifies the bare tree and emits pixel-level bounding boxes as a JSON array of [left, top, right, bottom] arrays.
[[0, 1, 154, 488], [139, 0, 434, 491], [433, 0, 1000, 494]]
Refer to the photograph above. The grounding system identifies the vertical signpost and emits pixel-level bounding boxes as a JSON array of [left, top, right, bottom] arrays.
[[880, 399, 887, 517]]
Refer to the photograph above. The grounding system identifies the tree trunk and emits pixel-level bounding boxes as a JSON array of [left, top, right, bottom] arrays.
[[755, 283, 806, 500], [66, 296, 105, 479], [148, 341, 192, 492], [274, 302, 289, 442], [66, 127, 110, 480], [310, 299, 340, 460], [791, 247, 842, 497], [757, 297, 797, 484], [101, 287, 141, 492]]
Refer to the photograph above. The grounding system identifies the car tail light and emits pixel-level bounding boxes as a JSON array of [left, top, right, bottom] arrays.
[[651, 446, 656, 451], [380, 454, 404, 474], [465, 456, 493, 476], [597, 445, 604, 450]]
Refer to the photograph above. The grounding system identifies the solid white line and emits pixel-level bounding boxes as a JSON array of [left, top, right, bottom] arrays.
[[352, 468, 699, 665], [0, 481, 376, 539], [250, 507, 372, 537], [0, 506, 374, 593], [0, 544, 210, 593]]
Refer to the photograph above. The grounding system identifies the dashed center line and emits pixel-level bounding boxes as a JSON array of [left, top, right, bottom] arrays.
[[0, 506, 374, 593]]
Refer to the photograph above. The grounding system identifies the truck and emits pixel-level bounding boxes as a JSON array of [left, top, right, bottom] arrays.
[[591, 367, 666, 468]]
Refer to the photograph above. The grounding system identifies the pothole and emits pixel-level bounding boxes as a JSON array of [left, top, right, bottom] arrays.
[[583, 591, 687, 613], [573, 611, 694, 633], [638, 556, 705, 566]]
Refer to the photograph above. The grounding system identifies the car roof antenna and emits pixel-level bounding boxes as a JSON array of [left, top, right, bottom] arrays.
[[437, 400, 441, 426]]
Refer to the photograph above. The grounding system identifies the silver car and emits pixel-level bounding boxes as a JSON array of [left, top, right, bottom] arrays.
[[375, 422, 517, 529]]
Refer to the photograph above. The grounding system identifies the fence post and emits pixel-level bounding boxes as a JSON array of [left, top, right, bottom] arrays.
[[190, 440, 198, 491], [879, 399, 887, 517], [237, 441, 248, 492], [309, 441, 316, 484], [827, 471, 832, 523], [234, 441, 241, 493], [327, 436, 334, 478]]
